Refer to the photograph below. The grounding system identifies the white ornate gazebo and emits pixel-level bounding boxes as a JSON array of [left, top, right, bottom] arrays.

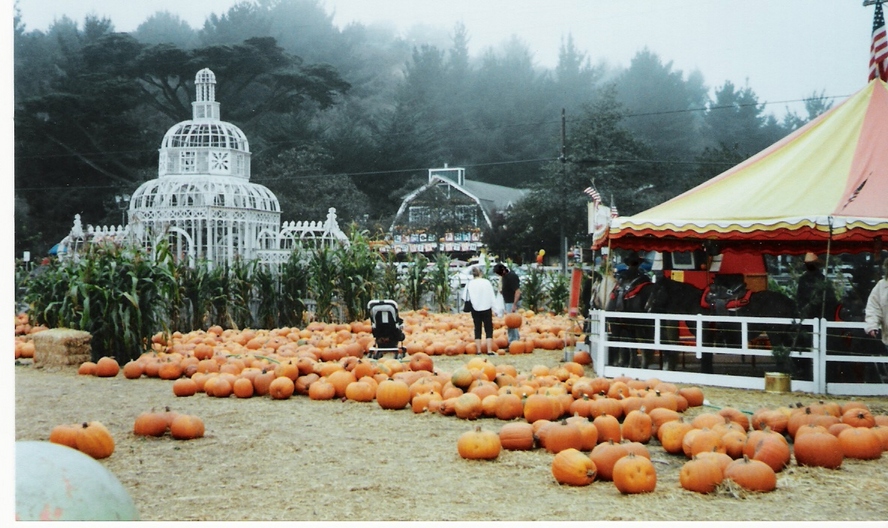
[[128, 68, 282, 268], [56, 68, 348, 268]]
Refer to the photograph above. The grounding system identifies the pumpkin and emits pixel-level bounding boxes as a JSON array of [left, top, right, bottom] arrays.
[[724, 455, 777, 492], [871, 426, 888, 451], [592, 413, 622, 444], [308, 379, 337, 400], [793, 430, 843, 469], [457, 426, 501, 460], [544, 420, 584, 454], [74, 421, 115, 459], [694, 450, 733, 473], [622, 408, 653, 444], [688, 428, 726, 458], [49, 423, 80, 449], [169, 414, 205, 440], [504, 312, 523, 329], [678, 386, 705, 407], [345, 381, 376, 402], [121, 361, 143, 379], [612, 453, 657, 494], [408, 352, 434, 372], [78, 361, 97, 376], [252, 369, 276, 396], [454, 393, 484, 420], [499, 422, 536, 451], [841, 408, 876, 428], [589, 440, 629, 481], [133, 411, 169, 437], [691, 412, 724, 430], [232, 377, 254, 398], [268, 376, 295, 400], [551, 448, 597, 486], [172, 378, 198, 397], [523, 393, 559, 423], [94, 357, 120, 378], [566, 415, 600, 451], [376, 379, 411, 410], [680, 456, 724, 494], [748, 432, 791, 472], [657, 418, 693, 455], [494, 391, 525, 421], [837, 427, 883, 460], [717, 407, 750, 432]]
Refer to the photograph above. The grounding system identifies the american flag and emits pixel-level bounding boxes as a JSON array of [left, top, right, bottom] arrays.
[[870, 1, 888, 82], [610, 203, 619, 218], [583, 186, 601, 203]]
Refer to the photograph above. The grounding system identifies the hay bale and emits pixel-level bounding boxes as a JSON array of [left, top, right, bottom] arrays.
[[31, 329, 92, 369]]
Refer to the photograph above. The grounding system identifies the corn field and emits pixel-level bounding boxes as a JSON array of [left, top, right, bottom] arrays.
[[18, 230, 580, 365]]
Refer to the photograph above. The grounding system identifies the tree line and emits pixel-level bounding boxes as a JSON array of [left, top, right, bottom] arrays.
[[13, 0, 833, 262]]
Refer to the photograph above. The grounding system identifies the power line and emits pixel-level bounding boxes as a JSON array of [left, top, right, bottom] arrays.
[[13, 92, 845, 162]]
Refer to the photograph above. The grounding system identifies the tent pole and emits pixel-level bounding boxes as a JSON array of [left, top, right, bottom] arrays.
[[820, 216, 834, 320]]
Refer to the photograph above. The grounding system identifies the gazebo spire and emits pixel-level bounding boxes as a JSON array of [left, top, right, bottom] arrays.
[[192, 68, 220, 121]]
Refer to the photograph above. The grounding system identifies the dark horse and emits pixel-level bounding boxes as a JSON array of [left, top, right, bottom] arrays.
[[591, 271, 656, 368], [644, 277, 798, 373]]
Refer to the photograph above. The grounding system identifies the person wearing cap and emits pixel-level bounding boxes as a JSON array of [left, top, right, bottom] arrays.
[[864, 260, 888, 348], [796, 252, 834, 319]]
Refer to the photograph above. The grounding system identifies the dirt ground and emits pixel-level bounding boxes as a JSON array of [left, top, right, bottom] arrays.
[[13, 351, 888, 523]]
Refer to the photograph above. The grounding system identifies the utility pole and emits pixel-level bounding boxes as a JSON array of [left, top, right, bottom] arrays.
[[560, 108, 568, 274]]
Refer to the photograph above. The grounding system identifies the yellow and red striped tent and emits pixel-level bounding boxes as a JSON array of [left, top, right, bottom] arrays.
[[606, 79, 888, 255]]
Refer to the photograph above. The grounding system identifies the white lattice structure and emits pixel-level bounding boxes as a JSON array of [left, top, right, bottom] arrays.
[[56, 68, 348, 267]]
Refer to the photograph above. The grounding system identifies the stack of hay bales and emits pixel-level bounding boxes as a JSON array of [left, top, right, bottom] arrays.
[[31, 329, 92, 369]]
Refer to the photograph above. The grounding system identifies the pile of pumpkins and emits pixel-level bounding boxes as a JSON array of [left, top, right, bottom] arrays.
[[14, 312, 46, 359], [43, 311, 888, 495], [461, 385, 888, 495]]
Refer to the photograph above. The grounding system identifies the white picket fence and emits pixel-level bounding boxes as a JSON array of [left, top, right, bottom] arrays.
[[585, 309, 888, 396]]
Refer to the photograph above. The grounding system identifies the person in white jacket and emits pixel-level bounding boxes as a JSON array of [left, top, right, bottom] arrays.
[[465, 266, 497, 355], [864, 259, 888, 349]]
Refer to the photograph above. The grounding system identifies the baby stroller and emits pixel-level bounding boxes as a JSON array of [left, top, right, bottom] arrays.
[[366, 299, 407, 360]]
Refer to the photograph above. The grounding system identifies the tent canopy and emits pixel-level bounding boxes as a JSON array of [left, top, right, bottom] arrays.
[[606, 79, 888, 255]]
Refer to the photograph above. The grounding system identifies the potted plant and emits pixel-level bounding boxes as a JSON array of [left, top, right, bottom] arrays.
[[764, 344, 792, 393]]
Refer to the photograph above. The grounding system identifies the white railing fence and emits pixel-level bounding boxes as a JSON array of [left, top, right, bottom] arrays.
[[585, 309, 888, 396]]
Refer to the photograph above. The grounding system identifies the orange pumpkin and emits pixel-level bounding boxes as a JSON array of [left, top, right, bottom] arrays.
[[551, 448, 597, 486], [544, 420, 584, 454], [622, 408, 653, 444], [74, 421, 115, 459], [793, 430, 843, 469], [133, 411, 169, 437], [49, 423, 80, 449], [94, 357, 120, 378], [589, 440, 629, 481], [612, 453, 657, 494], [499, 422, 536, 451], [504, 312, 523, 329], [376, 380, 411, 410], [837, 427, 883, 460], [680, 456, 724, 494], [268, 376, 295, 400], [457, 426, 501, 460], [724, 455, 776, 492], [169, 414, 205, 440]]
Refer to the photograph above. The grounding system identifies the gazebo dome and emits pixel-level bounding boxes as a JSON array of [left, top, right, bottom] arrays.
[[157, 68, 251, 180]]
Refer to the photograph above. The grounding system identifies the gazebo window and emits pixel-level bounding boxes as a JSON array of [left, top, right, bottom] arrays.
[[181, 151, 197, 173]]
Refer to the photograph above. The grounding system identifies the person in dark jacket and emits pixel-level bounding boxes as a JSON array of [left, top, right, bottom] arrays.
[[494, 263, 521, 343], [797, 253, 834, 319]]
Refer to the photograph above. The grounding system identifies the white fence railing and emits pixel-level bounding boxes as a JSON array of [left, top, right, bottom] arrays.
[[586, 309, 888, 396]]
